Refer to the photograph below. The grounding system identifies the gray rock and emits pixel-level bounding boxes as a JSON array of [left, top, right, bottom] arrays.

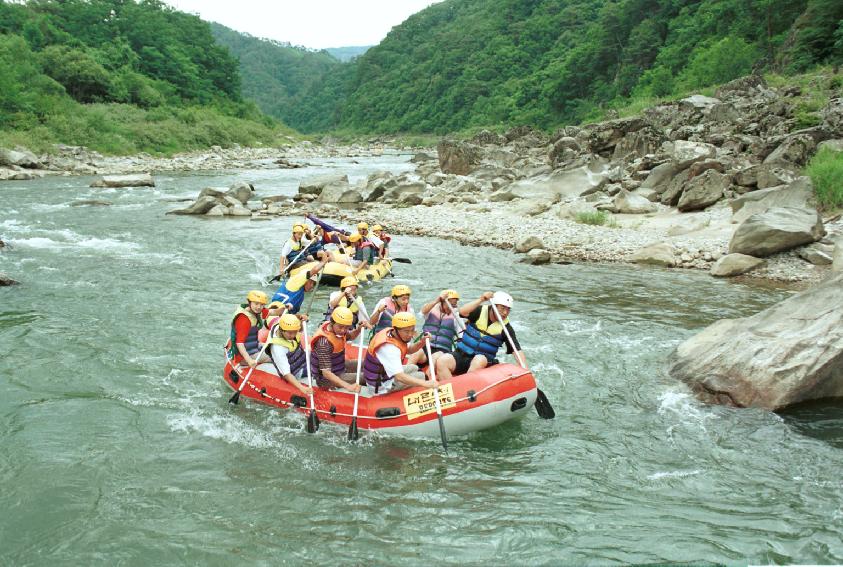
[[228, 204, 253, 216], [318, 178, 363, 203], [90, 173, 155, 188], [582, 117, 646, 154], [382, 182, 425, 203], [710, 253, 765, 277], [797, 243, 834, 265], [226, 181, 253, 205], [299, 174, 347, 195], [677, 170, 730, 212], [472, 130, 506, 145], [205, 205, 226, 217], [660, 170, 692, 206], [399, 192, 424, 206], [437, 139, 481, 175], [520, 248, 552, 265], [729, 207, 825, 256], [514, 235, 544, 254], [0, 272, 19, 286], [410, 152, 435, 163], [666, 218, 710, 236], [763, 134, 817, 167], [70, 199, 112, 207], [668, 271, 843, 410], [817, 139, 843, 153], [730, 177, 813, 224], [198, 187, 226, 199], [834, 241, 843, 272], [714, 74, 767, 99], [756, 165, 798, 189], [629, 243, 676, 267], [640, 162, 681, 194], [669, 140, 717, 169], [614, 189, 656, 214], [820, 97, 843, 136], [166, 195, 219, 215], [557, 200, 599, 220], [0, 147, 40, 168], [680, 94, 721, 109]]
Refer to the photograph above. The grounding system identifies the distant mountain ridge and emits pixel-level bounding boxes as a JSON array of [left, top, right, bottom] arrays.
[[324, 46, 372, 62]]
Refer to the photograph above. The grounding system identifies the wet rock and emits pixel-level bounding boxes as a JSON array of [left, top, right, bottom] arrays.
[[318, 178, 362, 203], [710, 253, 765, 277], [614, 189, 656, 214], [729, 207, 825, 257], [515, 235, 544, 253], [228, 204, 253, 216], [668, 271, 843, 410], [71, 199, 112, 207], [437, 139, 481, 175], [198, 187, 226, 199], [205, 204, 226, 217], [90, 173, 155, 188], [0, 147, 41, 168], [677, 170, 730, 212], [166, 195, 219, 215], [520, 248, 552, 265], [629, 243, 676, 267], [299, 174, 347, 196], [0, 272, 19, 286]]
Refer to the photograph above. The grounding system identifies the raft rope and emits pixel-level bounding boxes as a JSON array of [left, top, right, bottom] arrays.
[[224, 348, 532, 421]]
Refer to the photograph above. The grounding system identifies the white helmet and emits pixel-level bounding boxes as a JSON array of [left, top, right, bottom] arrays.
[[491, 291, 514, 308]]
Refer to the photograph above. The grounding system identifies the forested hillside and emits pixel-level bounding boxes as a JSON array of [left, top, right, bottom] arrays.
[[0, 0, 289, 154], [208, 23, 344, 133], [293, 0, 843, 133]]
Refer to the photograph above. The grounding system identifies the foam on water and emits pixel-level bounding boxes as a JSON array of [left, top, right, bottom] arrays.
[[658, 389, 717, 432], [30, 203, 71, 212], [647, 469, 701, 481], [531, 362, 565, 384]]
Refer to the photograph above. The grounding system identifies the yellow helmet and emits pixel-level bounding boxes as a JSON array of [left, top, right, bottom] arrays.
[[357, 222, 369, 230], [292, 223, 305, 233], [391, 284, 411, 297], [246, 290, 268, 304], [444, 289, 460, 300], [391, 312, 416, 329], [372, 224, 383, 232], [347, 232, 362, 243], [331, 306, 354, 325], [278, 313, 301, 331], [340, 276, 359, 289]]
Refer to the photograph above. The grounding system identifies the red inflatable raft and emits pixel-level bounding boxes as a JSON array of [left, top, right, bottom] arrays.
[[223, 343, 538, 437]]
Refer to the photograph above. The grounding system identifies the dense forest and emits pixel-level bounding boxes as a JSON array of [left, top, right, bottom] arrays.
[[0, 0, 289, 154], [283, 0, 843, 133]]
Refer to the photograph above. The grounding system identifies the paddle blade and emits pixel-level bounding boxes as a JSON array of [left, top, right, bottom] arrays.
[[391, 257, 412, 264], [348, 417, 359, 441], [535, 389, 555, 419], [268, 274, 281, 283], [437, 415, 448, 453], [228, 391, 241, 405], [306, 410, 319, 433]]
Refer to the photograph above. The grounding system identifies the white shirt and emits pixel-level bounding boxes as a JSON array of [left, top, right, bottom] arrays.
[[269, 343, 304, 378], [375, 343, 404, 378], [281, 237, 311, 260], [368, 234, 383, 249]]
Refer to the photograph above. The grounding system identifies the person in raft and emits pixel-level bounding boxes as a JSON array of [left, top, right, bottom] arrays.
[[370, 224, 390, 259], [345, 232, 378, 275], [324, 276, 363, 328], [310, 306, 371, 392], [420, 289, 462, 358], [278, 223, 333, 276], [271, 256, 329, 314], [369, 284, 414, 335], [258, 313, 313, 396], [363, 312, 431, 396], [434, 291, 525, 380], [229, 290, 270, 369]]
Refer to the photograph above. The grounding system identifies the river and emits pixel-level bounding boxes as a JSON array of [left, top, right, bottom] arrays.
[[1, 155, 841, 565]]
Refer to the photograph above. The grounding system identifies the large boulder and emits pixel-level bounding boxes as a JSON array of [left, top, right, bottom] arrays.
[[0, 272, 20, 286], [668, 272, 843, 410], [669, 140, 717, 169], [505, 160, 609, 201], [90, 173, 155, 188], [299, 174, 347, 196], [710, 253, 765, 277], [0, 147, 41, 168], [437, 139, 481, 175], [225, 181, 253, 205], [729, 207, 825, 256], [763, 133, 817, 167], [834, 240, 843, 272], [520, 248, 552, 265], [318, 177, 363, 203], [641, 162, 681, 192], [582, 117, 646, 155], [629, 243, 676, 267], [614, 189, 656, 214], [820, 97, 843, 136], [677, 169, 730, 212], [382, 181, 425, 204], [797, 242, 834, 265], [166, 195, 219, 215], [730, 177, 814, 224]]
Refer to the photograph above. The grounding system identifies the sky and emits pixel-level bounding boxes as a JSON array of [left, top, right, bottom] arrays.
[[162, 0, 445, 49]]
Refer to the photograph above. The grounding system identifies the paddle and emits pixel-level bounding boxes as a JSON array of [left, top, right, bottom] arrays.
[[423, 337, 449, 453], [228, 340, 270, 405], [302, 270, 323, 316], [269, 244, 310, 283], [488, 302, 555, 420], [301, 321, 319, 433], [347, 319, 367, 441], [391, 257, 412, 264]]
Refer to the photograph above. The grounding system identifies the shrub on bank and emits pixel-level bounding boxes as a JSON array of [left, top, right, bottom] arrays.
[[806, 148, 843, 211], [575, 210, 617, 227]]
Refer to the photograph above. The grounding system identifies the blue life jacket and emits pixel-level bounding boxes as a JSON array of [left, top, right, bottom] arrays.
[[271, 281, 305, 314], [284, 237, 306, 264], [422, 305, 458, 353], [455, 305, 507, 362]]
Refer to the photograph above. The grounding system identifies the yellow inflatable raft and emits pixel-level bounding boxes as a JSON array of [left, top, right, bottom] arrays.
[[290, 253, 392, 287]]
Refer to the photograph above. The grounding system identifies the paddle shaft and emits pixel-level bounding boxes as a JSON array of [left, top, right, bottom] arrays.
[[302, 270, 323, 316], [442, 298, 466, 333], [424, 337, 448, 452], [301, 321, 319, 431], [488, 302, 525, 368], [229, 339, 270, 403], [348, 297, 369, 441]]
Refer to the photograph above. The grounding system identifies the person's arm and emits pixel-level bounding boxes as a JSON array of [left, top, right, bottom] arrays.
[[348, 319, 372, 340], [307, 256, 329, 278], [369, 299, 386, 326], [421, 293, 448, 316], [279, 240, 293, 273], [459, 292, 493, 317], [328, 291, 342, 309]]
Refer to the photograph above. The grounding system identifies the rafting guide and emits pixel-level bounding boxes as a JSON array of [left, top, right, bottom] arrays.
[[224, 215, 554, 447]]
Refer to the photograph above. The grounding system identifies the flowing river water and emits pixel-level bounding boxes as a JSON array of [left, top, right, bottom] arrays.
[[1, 155, 842, 565]]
